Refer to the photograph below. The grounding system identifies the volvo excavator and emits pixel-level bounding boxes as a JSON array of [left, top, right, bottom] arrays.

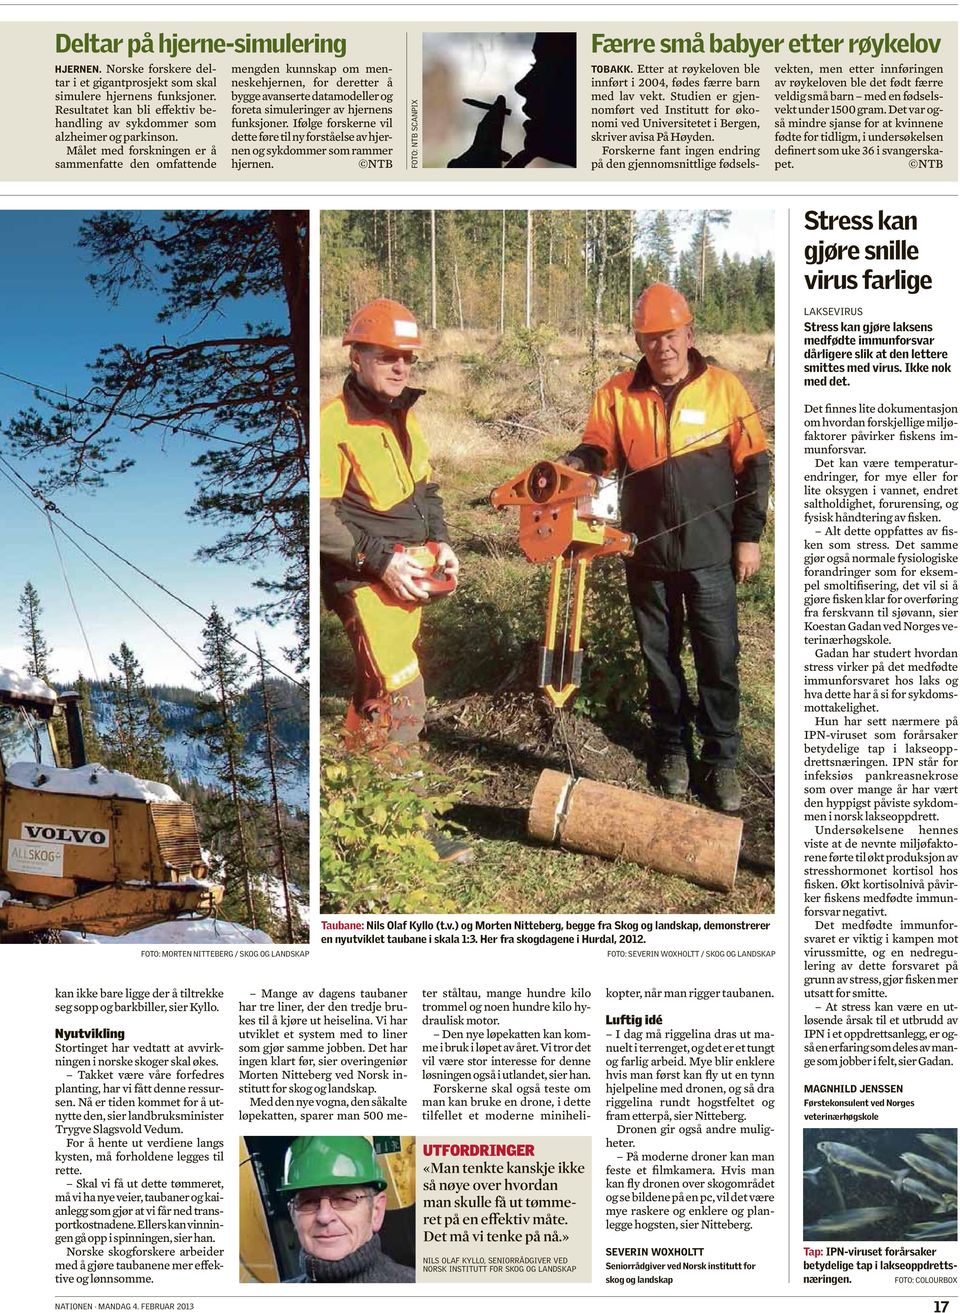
[[0, 667, 220, 939]]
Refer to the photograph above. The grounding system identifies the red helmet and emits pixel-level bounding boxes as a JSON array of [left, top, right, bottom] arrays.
[[633, 283, 693, 334], [343, 298, 423, 349]]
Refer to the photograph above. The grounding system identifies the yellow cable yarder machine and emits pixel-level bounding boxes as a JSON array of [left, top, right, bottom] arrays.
[[490, 460, 635, 707]]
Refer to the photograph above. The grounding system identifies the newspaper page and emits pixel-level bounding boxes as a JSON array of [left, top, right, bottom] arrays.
[[0, 2, 957, 1311]]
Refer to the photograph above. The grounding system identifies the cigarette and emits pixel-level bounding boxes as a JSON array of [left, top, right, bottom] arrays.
[[463, 98, 512, 115]]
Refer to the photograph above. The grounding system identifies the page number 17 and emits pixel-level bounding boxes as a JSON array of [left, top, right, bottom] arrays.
[[934, 1301, 949, 1313]]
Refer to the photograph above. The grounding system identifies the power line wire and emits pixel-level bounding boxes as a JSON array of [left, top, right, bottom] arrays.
[[0, 451, 303, 686], [541, 404, 775, 715], [49, 517, 200, 668], [0, 458, 197, 665], [3, 462, 307, 778], [45, 511, 102, 686], [610, 404, 775, 487]]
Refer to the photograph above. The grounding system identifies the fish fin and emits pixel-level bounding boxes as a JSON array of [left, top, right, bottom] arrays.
[[891, 1169, 909, 1193], [825, 1166, 846, 1212]]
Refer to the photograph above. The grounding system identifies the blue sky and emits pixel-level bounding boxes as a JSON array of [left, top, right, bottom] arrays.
[[0, 211, 298, 688], [691, 209, 774, 262], [641, 208, 775, 263]]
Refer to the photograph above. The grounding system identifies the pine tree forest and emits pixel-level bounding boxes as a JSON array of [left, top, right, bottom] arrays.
[[319, 209, 774, 339], [9, 581, 308, 943]]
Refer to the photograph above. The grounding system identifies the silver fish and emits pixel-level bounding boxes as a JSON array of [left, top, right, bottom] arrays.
[[900, 1153, 957, 1193], [817, 1141, 909, 1190], [804, 1207, 895, 1236], [901, 1177, 954, 1211], [918, 1135, 958, 1167], [904, 1217, 957, 1241], [803, 1167, 823, 1182]]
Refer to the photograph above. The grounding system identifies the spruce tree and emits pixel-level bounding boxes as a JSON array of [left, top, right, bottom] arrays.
[[101, 642, 170, 781], [645, 211, 676, 283], [691, 209, 731, 305], [74, 673, 103, 763], [193, 607, 263, 929], [18, 581, 54, 682]]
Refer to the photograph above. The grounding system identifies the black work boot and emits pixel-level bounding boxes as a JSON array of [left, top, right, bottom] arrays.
[[425, 828, 475, 864], [701, 765, 743, 813], [650, 751, 690, 798]]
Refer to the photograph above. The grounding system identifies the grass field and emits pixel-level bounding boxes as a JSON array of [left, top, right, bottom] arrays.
[[320, 327, 775, 914]]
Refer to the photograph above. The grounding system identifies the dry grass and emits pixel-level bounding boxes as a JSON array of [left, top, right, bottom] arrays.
[[319, 335, 345, 373], [418, 356, 466, 400], [424, 416, 492, 474], [700, 331, 774, 372], [320, 328, 774, 485], [428, 327, 500, 357]]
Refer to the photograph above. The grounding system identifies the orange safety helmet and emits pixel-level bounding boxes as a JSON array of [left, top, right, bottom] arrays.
[[342, 298, 424, 350], [632, 283, 693, 334]]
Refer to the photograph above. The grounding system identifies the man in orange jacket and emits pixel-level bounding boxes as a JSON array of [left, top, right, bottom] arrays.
[[321, 298, 471, 862], [564, 284, 770, 812]]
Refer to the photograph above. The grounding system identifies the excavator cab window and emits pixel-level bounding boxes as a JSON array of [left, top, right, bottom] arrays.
[[0, 703, 59, 771]]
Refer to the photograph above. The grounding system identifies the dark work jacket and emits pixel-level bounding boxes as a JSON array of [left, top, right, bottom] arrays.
[[567, 350, 770, 574], [284, 1236, 416, 1283]]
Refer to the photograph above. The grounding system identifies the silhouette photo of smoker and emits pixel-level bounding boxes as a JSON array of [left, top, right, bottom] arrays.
[[422, 32, 576, 169]]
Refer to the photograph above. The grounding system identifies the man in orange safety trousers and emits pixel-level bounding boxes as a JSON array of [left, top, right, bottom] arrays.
[[564, 283, 770, 813], [320, 298, 472, 863]]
